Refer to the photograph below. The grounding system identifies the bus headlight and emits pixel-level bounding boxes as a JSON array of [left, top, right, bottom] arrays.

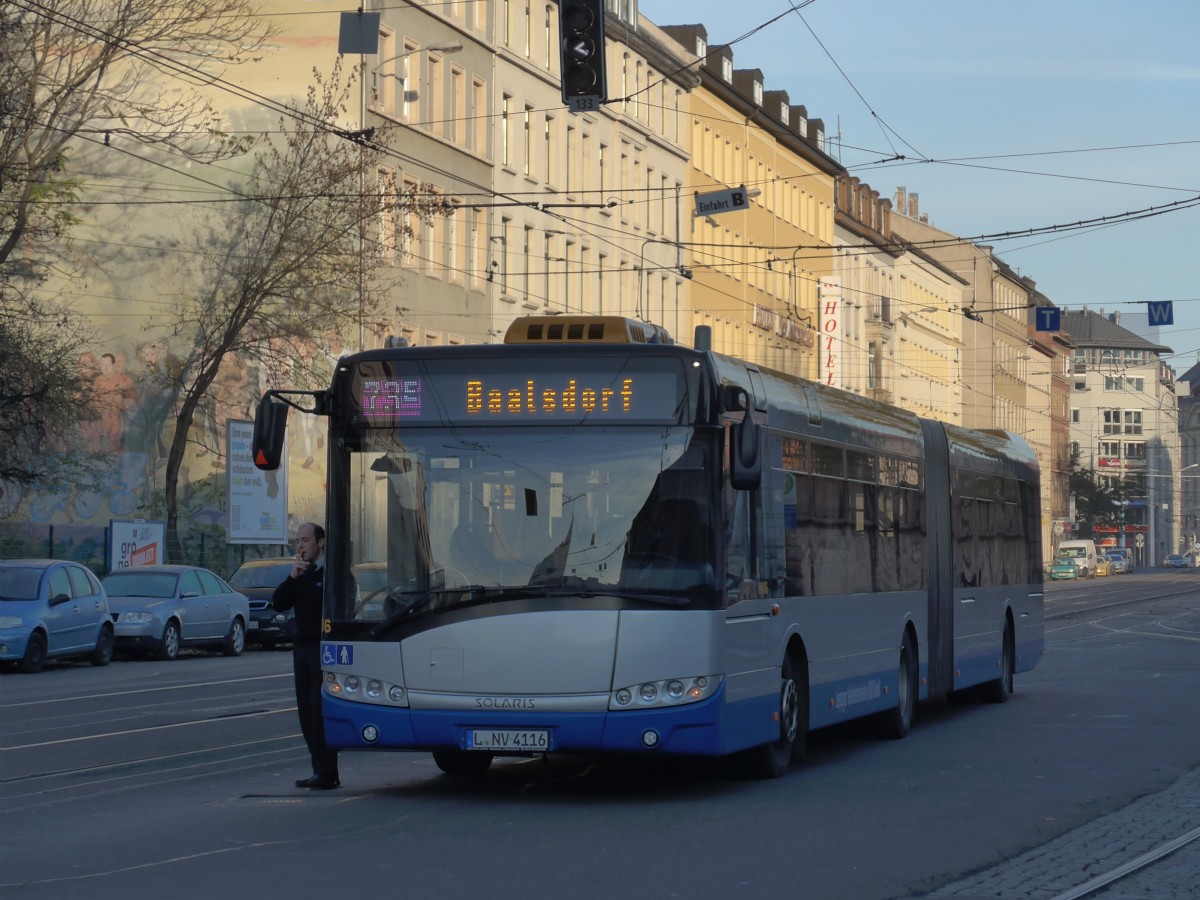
[[324, 672, 409, 707], [609, 675, 721, 710]]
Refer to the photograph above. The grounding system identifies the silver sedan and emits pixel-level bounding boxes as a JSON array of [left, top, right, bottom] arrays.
[[100, 566, 249, 660]]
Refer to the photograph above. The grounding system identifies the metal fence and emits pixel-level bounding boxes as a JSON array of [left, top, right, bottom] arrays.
[[0, 523, 290, 579]]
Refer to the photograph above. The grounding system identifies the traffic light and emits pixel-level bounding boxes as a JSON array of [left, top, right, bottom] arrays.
[[559, 0, 607, 109]]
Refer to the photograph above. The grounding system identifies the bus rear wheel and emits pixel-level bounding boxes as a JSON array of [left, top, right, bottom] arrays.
[[877, 631, 917, 739], [980, 620, 1015, 704], [743, 653, 805, 779], [433, 750, 494, 776]]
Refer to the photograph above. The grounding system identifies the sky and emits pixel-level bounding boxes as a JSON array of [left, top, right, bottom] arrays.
[[639, 0, 1200, 377]]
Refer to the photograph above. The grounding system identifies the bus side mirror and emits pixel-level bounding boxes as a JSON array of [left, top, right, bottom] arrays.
[[730, 414, 761, 490], [252, 394, 289, 471]]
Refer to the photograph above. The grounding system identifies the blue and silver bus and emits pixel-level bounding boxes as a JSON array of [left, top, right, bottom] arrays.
[[253, 316, 1043, 778]]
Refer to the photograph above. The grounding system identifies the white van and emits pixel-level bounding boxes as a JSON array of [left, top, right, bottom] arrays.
[[1055, 539, 1098, 578]]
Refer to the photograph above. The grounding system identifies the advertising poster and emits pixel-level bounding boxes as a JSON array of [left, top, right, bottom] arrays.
[[227, 419, 288, 544], [109, 520, 166, 570]]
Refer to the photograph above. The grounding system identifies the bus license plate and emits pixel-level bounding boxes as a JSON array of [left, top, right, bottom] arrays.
[[466, 729, 550, 751]]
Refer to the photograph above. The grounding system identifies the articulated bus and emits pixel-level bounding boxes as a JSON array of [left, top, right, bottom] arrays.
[[253, 316, 1043, 778]]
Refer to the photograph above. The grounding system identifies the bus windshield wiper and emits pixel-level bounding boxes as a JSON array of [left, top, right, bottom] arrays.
[[368, 585, 550, 637]]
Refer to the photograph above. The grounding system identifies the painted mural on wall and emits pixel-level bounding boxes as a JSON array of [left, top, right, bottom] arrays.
[[23, 336, 334, 545]]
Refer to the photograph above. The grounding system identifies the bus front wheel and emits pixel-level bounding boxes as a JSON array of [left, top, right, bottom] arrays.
[[980, 619, 1015, 704], [743, 653, 805, 779], [433, 750, 494, 776]]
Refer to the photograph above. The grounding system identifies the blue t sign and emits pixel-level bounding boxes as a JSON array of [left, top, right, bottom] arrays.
[[1035, 306, 1061, 332], [1147, 301, 1174, 326]]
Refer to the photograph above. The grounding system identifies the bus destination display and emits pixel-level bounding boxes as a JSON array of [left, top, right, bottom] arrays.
[[354, 364, 682, 425]]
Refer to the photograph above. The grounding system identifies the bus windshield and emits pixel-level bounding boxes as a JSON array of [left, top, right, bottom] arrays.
[[337, 425, 719, 626]]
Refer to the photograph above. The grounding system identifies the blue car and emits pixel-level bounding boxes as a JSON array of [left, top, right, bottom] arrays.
[[0, 559, 115, 673]]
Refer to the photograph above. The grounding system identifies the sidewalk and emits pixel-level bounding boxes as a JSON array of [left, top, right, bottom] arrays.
[[930, 766, 1200, 898]]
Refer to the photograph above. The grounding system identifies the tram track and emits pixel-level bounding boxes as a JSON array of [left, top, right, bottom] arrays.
[[1050, 823, 1200, 899], [1044, 576, 1198, 621]]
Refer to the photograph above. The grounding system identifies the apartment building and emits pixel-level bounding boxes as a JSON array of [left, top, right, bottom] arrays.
[[1063, 309, 1178, 565], [658, 24, 843, 379], [834, 179, 965, 423], [890, 192, 1034, 434]]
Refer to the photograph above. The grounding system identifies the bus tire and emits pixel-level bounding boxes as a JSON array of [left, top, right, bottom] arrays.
[[980, 619, 1015, 704], [433, 750, 494, 776], [877, 630, 917, 739], [743, 653, 805, 779]]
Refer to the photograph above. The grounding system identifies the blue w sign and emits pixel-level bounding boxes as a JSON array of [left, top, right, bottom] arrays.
[[1147, 301, 1174, 326]]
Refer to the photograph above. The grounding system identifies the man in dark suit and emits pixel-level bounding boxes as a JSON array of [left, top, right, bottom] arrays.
[[274, 522, 340, 789]]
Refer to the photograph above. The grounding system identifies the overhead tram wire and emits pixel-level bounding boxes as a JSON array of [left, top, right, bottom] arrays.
[[612, 0, 820, 107], [17, 0, 1199, 346], [9, 0, 549, 220], [788, 3, 925, 164]]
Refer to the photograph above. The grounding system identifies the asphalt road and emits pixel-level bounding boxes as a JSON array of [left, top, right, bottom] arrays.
[[2, 571, 1198, 899]]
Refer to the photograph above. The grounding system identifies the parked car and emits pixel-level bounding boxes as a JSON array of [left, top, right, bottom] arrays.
[[100, 566, 249, 660], [1104, 552, 1128, 575], [227, 558, 296, 647], [1163, 554, 1190, 568], [0, 560, 115, 673], [1049, 559, 1079, 581], [352, 562, 388, 619], [1106, 547, 1134, 573], [1094, 557, 1112, 577]]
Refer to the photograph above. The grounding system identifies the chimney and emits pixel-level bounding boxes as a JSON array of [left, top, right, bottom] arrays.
[[895, 187, 907, 215], [908, 193, 919, 218]]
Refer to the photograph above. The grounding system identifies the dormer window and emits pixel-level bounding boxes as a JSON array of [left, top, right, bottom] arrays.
[[696, 37, 707, 63], [780, 103, 789, 124], [815, 125, 825, 146], [752, 80, 762, 106], [798, 115, 807, 136], [721, 57, 732, 82]]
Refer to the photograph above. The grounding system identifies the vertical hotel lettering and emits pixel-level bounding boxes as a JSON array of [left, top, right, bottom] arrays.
[[819, 276, 842, 387], [466, 378, 634, 415]]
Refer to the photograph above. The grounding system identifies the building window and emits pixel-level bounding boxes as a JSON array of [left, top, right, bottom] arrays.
[[400, 40, 419, 120], [428, 57, 443, 135], [501, 95, 512, 168], [377, 167, 397, 258], [523, 105, 532, 176], [446, 202, 460, 281], [451, 67, 465, 146], [472, 79, 487, 156]]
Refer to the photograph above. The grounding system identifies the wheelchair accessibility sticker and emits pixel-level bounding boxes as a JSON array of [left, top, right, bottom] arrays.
[[321, 643, 353, 666]]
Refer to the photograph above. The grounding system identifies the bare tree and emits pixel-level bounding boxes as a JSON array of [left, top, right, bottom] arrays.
[[0, 288, 102, 513], [156, 61, 455, 543], [0, 0, 271, 505]]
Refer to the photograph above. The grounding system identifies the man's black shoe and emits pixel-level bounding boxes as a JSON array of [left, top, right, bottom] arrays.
[[295, 774, 341, 789]]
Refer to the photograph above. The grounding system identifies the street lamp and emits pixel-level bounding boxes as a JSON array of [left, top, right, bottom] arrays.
[[372, 41, 463, 118]]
